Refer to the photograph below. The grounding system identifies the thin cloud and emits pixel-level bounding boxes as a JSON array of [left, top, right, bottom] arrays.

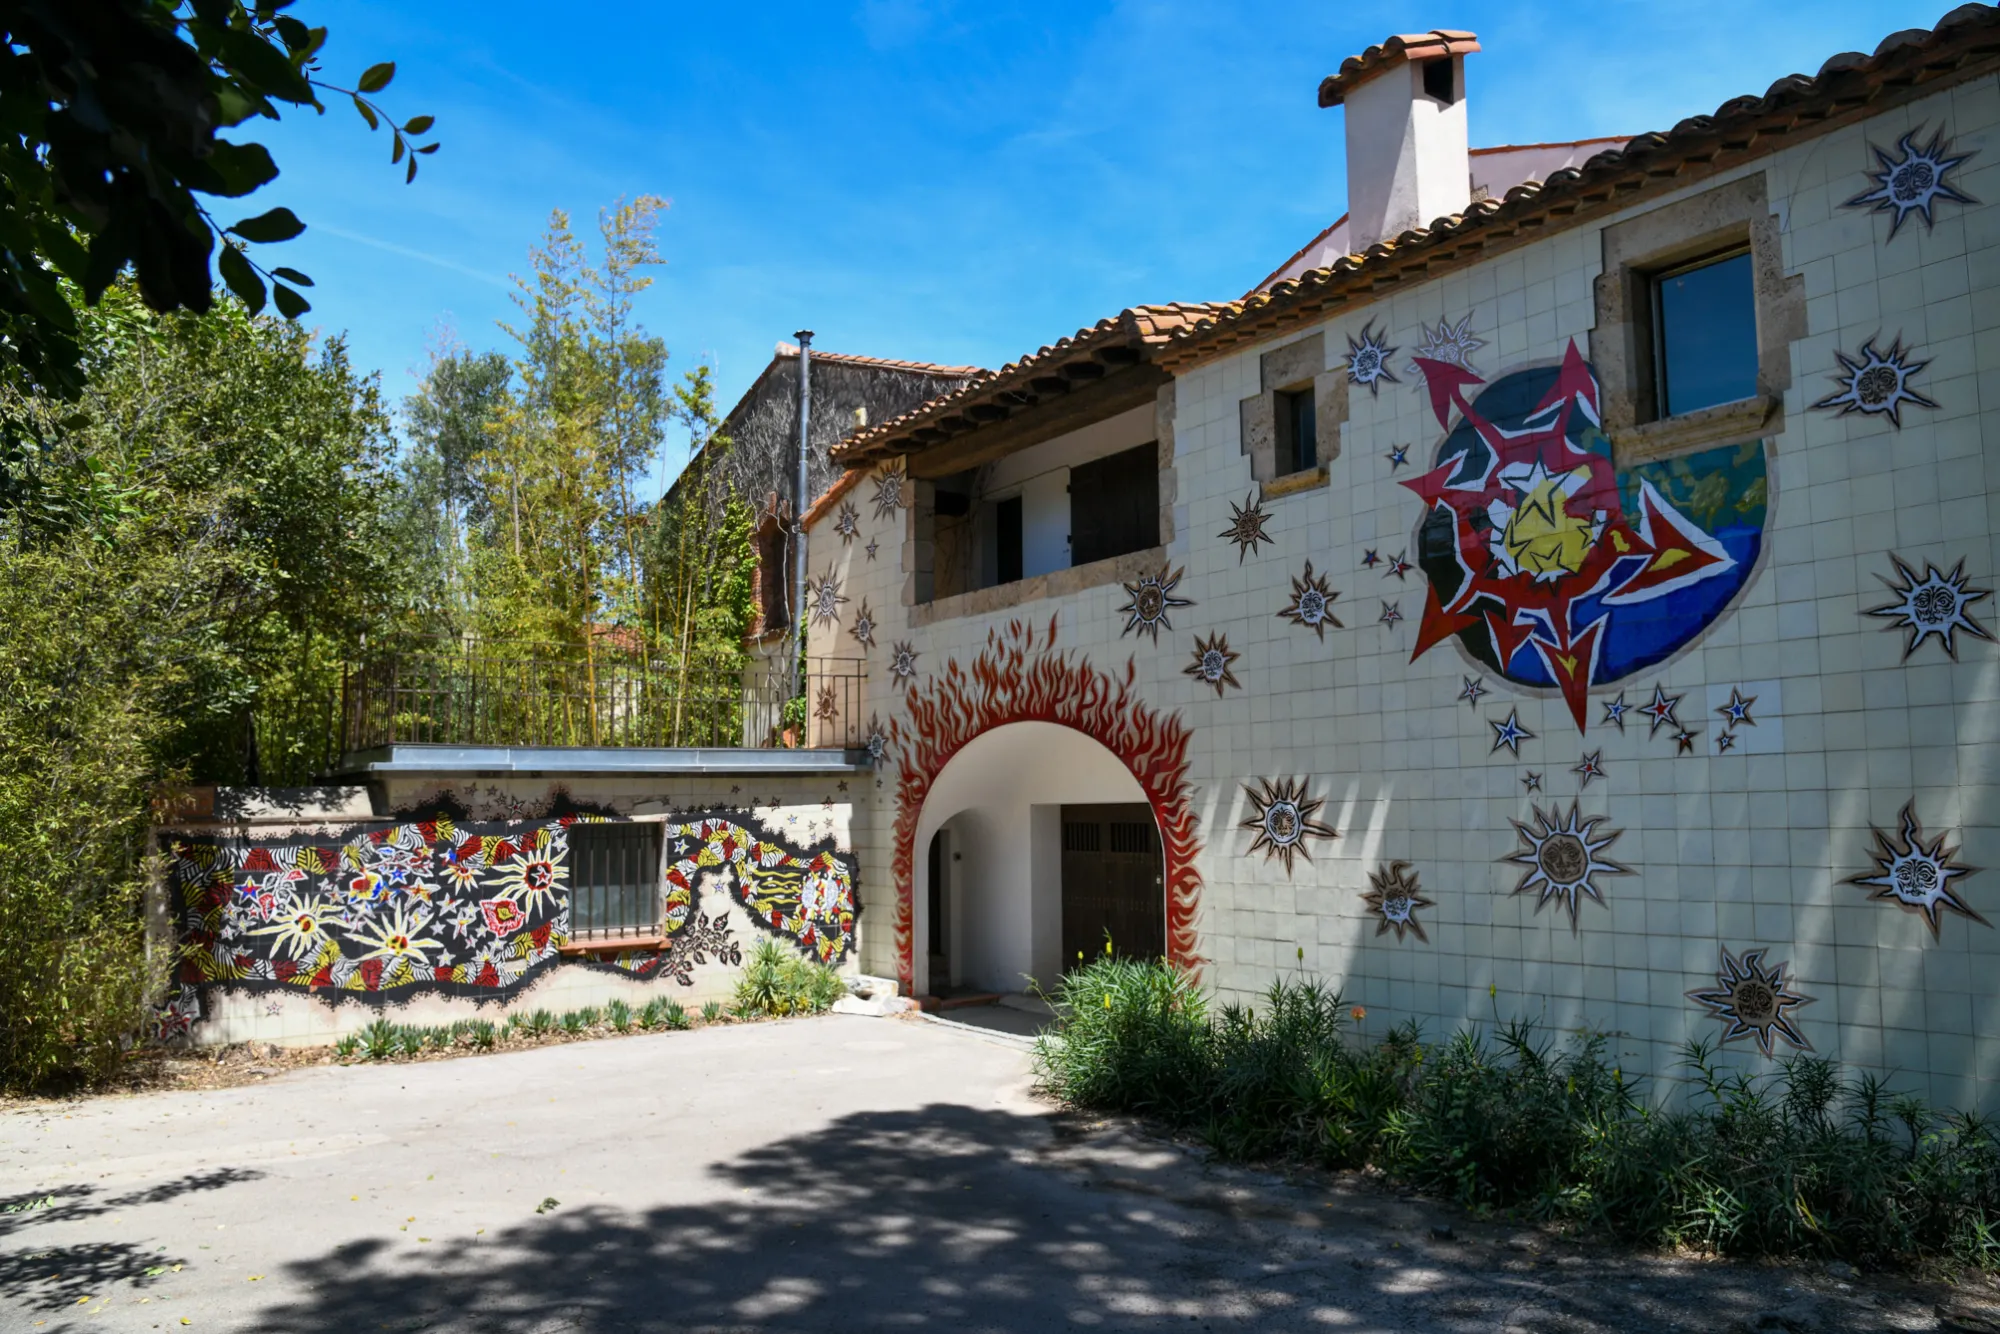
[[312, 223, 512, 290]]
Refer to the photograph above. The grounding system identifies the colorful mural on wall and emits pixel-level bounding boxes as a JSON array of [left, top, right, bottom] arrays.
[[1118, 564, 1193, 641], [162, 810, 858, 1028], [889, 616, 1203, 991], [1686, 947, 1814, 1057], [1362, 861, 1431, 943], [1813, 337, 1936, 428], [1846, 801, 1986, 939], [1867, 555, 1992, 659], [1501, 801, 1629, 930], [1219, 495, 1275, 562], [1240, 777, 1338, 875], [1843, 123, 1975, 238], [1405, 342, 1769, 731]]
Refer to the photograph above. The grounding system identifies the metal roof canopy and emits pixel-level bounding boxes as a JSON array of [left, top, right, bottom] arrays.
[[336, 744, 872, 777]]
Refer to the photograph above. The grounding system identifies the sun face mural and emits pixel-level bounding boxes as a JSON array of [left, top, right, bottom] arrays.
[[1844, 123, 1975, 239], [1405, 343, 1769, 732], [1686, 947, 1814, 1057], [1502, 801, 1629, 930], [1846, 802, 1986, 939], [1240, 777, 1338, 875], [1362, 861, 1432, 943]]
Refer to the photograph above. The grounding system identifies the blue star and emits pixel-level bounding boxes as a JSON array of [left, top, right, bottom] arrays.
[[1490, 709, 1533, 755], [1718, 687, 1758, 728], [1602, 692, 1629, 732], [1387, 445, 1410, 470], [1361, 549, 1381, 569], [1715, 729, 1738, 754]]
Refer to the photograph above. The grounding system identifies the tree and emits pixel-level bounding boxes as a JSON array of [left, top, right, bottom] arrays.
[[393, 338, 512, 629], [0, 0, 438, 403]]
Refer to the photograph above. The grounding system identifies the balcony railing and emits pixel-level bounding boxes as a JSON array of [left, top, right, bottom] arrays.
[[338, 645, 868, 754]]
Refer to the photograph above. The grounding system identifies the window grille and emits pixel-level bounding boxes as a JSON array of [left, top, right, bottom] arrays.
[[568, 822, 663, 939], [1062, 822, 1102, 853], [1108, 821, 1156, 855]]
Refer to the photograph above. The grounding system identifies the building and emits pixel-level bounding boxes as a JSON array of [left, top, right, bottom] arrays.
[[805, 11, 2000, 1111]]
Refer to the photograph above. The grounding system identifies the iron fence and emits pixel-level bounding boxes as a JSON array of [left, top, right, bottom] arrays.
[[338, 643, 868, 754]]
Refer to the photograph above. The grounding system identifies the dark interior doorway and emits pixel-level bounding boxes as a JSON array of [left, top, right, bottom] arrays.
[[1060, 803, 1164, 967], [926, 830, 949, 989]]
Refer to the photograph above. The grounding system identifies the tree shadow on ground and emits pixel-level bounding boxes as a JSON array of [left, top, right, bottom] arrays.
[[243, 1103, 1891, 1334], [1, 1167, 262, 1307]]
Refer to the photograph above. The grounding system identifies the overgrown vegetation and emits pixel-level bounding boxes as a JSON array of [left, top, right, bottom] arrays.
[[1035, 956, 2000, 1269], [731, 939, 848, 1018], [326, 993, 755, 1063]]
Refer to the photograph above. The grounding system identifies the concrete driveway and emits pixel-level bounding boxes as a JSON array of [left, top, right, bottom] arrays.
[[0, 1015, 1956, 1333]]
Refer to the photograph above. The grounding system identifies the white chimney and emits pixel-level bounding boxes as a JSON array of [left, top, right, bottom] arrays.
[[1319, 30, 1479, 254]]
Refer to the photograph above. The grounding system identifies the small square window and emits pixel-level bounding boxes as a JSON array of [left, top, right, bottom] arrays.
[[1275, 387, 1317, 475], [1651, 249, 1757, 418], [568, 823, 663, 939]]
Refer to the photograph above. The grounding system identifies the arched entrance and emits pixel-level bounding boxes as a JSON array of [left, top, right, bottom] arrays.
[[887, 616, 1203, 995], [912, 723, 1162, 995]]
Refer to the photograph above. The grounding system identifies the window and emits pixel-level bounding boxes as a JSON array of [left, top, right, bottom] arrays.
[[1650, 248, 1758, 418], [568, 823, 663, 940], [755, 525, 788, 633], [1070, 442, 1160, 565], [1420, 56, 1458, 105], [1275, 387, 1317, 476], [995, 495, 1024, 584]]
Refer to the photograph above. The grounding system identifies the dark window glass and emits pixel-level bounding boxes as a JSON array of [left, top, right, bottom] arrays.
[[569, 823, 662, 938], [1070, 442, 1160, 566], [995, 496, 1023, 584], [1653, 250, 1757, 417], [757, 528, 787, 631], [1276, 387, 1316, 475]]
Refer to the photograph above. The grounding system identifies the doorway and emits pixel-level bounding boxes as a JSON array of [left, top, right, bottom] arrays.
[[1060, 803, 1164, 967]]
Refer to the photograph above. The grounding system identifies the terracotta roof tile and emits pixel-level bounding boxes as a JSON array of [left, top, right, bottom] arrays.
[[1318, 29, 1481, 107], [769, 342, 984, 377], [828, 303, 1228, 466], [1174, 3, 2000, 370]]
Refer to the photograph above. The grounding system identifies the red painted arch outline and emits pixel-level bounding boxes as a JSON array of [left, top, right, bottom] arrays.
[[888, 616, 1203, 991]]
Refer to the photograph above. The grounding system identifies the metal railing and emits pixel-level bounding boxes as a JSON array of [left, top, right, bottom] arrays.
[[338, 643, 868, 753]]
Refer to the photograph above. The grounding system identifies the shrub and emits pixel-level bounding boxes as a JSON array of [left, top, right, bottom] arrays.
[[396, 1026, 426, 1057], [1034, 957, 2000, 1268], [661, 1000, 691, 1031], [731, 939, 848, 1018], [333, 1034, 360, 1061], [360, 1019, 397, 1061], [525, 1009, 556, 1038], [467, 1020, 496, 1050], [559, 1011, 586, 1035], [607, 999, 633, 1033], [576, 1006, 602, 1028], [700, 1000, 724, 1025], [635, 998, 665, 1030]]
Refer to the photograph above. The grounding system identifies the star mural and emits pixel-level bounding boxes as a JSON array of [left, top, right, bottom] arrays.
[[1386, 445, 1410, 470], [1572, 751, 1605, 788], [1717, 687, 1757, 727], [1458, 675, 1486, 709], [1407, 312, 1485, 386], [1502, 802, 1629, 931], [1812, 337, 1936, 428], [1278, 560, 1343, 640], [1714, 730, 1738, 753], [1602, 692, 1630, 731], [1521, 772, 1542, 792], [1673, 727, 1699, 755], [1844, 123, 1976, 238], [1362, 861, 1433, 943], [1379, 601, 1403, 627], [1183, 632, 1242, 697], [1240, 777, 1337, 875], [1639, 684, 1682, 738], [1403, 343, 1763, 733], [833, 501, 861, 545], [1686, 947, 1814, 1057], [806, 569, 848, 627], [813, 683, 840, 723], [1866, 555, 1993, 660], [871, 461, 908, 521], [865, 537, 880, 561], [1346, 322, 1399, 394], [850, 600, 877, 650], [888, 641, 920, 688], [1119, 564, 1193, 641], [1846, 801, 1986, 939], [1220, 494, 1276, 562], [1489, 708, 1533, 755], [1361, 549, 1381, 569], [1383, 552, 1412, 580]]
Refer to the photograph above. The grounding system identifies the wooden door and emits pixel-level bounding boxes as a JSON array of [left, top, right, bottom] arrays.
[[1060, 803, 1164, 968]]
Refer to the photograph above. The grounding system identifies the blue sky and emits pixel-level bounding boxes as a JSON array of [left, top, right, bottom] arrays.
[[248, 1, 1945, 491]]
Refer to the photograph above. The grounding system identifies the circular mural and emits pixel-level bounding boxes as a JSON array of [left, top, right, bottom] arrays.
[[1405, 341, 1769, 730]]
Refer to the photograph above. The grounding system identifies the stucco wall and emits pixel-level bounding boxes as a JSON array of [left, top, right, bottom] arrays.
[[811, 74, 2000, 1111]]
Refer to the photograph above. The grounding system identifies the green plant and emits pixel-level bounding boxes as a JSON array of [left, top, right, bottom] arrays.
[[636, 998, 666, 1030], [576, 1006, 602, 1028], [334, 1034, 360, 1060], [467, 1020, 496, 1050], [700, 1000, 724, 1025], [607, 999, 633, 1033], [731, 939, 848, 1018], [661, 1000, 691, 1031], [396, 1026, 426, 1057], [525, 1009, 556, 1038], [559, 1010, 586, 1035], [360, 1019, 397, 1061]]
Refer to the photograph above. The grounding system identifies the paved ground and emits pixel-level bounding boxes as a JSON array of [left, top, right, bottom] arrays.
[[0, 1014, 1981, 1333]]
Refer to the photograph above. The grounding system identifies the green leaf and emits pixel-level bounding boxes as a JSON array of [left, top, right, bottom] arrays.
[[402, 115, 434, 135], [352, 96, 378, 131], [391, 136, 405, 165], [358, 62, 396, 94], [272, 284, 311, 320], [217, 246, 266, 316], [228, 208, 306, 244], [204, 141, 280, 197], [405, 156, 418, 184], [271, 267, 315, 287], [416, 143, 440, 156]]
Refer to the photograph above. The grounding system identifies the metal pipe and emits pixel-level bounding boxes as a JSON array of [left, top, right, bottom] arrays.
[[789, 330, 813, 710]]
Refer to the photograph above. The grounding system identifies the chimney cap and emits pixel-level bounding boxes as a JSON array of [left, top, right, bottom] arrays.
[[1318, 29, 1480, 107]]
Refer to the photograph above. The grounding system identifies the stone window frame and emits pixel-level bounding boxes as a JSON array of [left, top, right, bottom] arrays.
[[1591, 172, 1806, 466], [1237, 332, 1348, 501]]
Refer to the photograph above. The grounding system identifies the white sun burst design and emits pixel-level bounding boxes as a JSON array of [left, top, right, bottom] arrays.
[[1363, 861, 1433, 943], [833, 501, 861, 545], [1118, 564, 1193, 641], [1345, 321, 1399, 394], [1866, 554, 1993, 661], [1686, 947, 1814, 1058], [1183, 631, 1241, 697], [1844, 124, 1975, 239], [1502, 802, 1629, 931], [888, 641, 920, 688], [1407, 311, 1484, 385], [864, 714, 891, 766], [806, 569, 848, 627], [1811, 337, 1936, 428], [849, 599, 878, 650], [872, 462, 908, 521], [1846, 801, 1986, 939], [1277, 560, 1343, 640], [1239, 776, 1338, 875]]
